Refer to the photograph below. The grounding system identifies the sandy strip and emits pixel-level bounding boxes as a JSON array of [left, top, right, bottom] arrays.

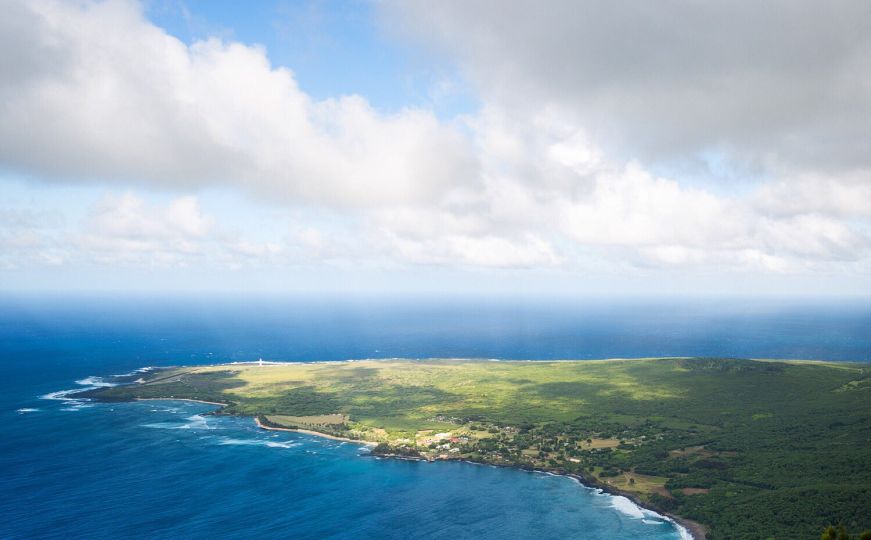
[[254, 417, 376, 446], [133, 399, 369, 446], [254, 417, 375, 445], [135, 398, 228, 407]]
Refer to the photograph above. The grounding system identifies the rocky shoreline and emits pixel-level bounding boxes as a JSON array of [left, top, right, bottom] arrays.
[[368, 447, 705, 539]]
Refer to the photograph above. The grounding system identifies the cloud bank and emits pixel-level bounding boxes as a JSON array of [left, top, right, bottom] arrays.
[[386, 0, 871, 174], [1, 0, 870, 287]]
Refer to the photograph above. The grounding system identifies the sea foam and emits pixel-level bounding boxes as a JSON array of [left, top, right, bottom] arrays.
[[143, 414, 213, 430], [610, 495, 693, 539], [41, 373, 117, 405], [217, 437, 299, 449], [74, 376, 117, 388], [611, 495, 646, 519], [40, 388, 84, 401]]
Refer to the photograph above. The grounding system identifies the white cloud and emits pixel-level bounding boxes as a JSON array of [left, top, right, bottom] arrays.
[[0, 207, 68, 269], [754, 173, 871, 218], [0, 0, 870, 288], [0, 0, 477, 207], [76, 193, 213, 265], [385, 0, 871, 174], [379, 229, 559, 268]]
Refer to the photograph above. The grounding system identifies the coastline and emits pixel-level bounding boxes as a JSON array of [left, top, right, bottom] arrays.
[[135, 397, 229, 407], [366, 452, 704, 540], [579, 475, 706, 540], [130, 397, 371, 447], [97, 373, 709, 539], [253, 416, 376, 446], [119, 398, 705, 538]]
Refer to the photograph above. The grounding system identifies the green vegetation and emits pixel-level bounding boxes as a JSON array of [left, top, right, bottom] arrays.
[[84, 357, 871, 540], [820, 524, 871, 540]]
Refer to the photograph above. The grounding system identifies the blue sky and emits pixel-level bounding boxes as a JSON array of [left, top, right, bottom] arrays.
[[1, 0, 870, 295], [144, 0, 475, 117]]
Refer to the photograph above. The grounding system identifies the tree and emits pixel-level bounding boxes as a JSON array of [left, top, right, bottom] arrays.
[[821, 525, 871, 540]]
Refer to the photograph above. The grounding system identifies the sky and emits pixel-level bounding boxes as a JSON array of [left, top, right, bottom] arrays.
[[1, 0, 870, 296]]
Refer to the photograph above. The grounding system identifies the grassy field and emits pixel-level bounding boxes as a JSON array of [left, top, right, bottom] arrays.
[[86, 357, 871, 540]]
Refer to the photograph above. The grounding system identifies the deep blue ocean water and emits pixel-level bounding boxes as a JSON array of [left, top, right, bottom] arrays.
[[2, 295, 870, 539]]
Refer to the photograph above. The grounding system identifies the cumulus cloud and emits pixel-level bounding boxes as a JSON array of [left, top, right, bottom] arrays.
[[0, 0, 477, 207], [1, 0, 870, 281], [754, 173, 871, 218], [376, 1, 871, 271], [385, 0, 871, 174], [75, 193, 213, 265]]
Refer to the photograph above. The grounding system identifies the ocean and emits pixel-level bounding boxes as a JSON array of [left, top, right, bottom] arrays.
[[2, 295, 870, 539]]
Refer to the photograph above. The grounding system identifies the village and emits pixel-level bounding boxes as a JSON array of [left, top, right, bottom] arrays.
[[371, 416, 670, 495]]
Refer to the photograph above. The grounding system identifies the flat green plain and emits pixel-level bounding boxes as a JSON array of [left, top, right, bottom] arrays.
[[88, 357, 871, 540]]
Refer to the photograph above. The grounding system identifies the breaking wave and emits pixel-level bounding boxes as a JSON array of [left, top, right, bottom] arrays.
[[74, 376, 117, 388], [216, 437, 300, 449], [142, 414, 214, 430], [610, 495, 692, 539]]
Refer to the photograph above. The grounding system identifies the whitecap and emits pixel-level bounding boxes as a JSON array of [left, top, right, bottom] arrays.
[[75, 376, 117, 388], [111, 367, 153, 378], [143, 414, 213, 430], [611, 496, 646, 519], [216, 437, 298, 449], [216, 438, 258, 445], [41, 387, 98, 413], [184, 414, 212, 430], [61, 404, 93, 411], [610, 495, 691, 538], [674, 523, 693, 540], [17, 408, 39, 413], [40, 388, 84, 401], [265, 441, 298, 449], [142, 422, 180, 429]]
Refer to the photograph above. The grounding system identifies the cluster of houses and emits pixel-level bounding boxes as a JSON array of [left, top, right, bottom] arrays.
[[416, 430, 470, 455]]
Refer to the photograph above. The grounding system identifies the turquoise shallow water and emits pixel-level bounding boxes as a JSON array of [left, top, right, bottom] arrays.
[[3, 296, 870, 539]]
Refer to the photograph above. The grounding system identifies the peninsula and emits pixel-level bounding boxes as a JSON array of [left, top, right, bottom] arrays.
[[80, 357, 870, 540]]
